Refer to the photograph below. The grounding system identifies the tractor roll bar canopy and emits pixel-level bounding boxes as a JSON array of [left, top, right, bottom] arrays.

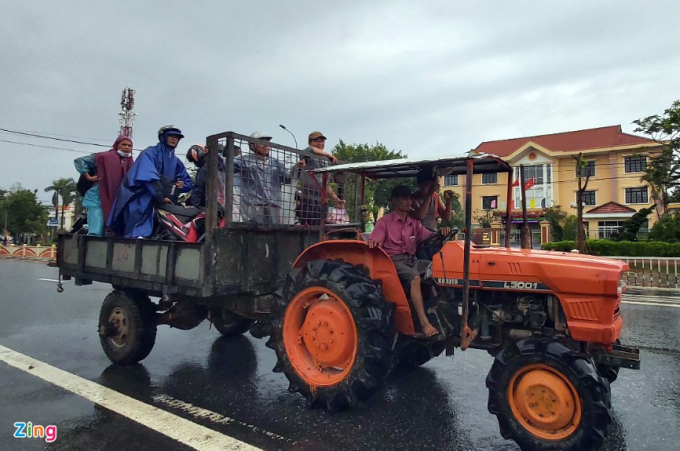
[[315, 152, 515, 351], [312, 152, 512, 178]]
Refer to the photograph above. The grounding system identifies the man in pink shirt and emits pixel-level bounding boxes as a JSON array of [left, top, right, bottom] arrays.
[[368, 185, 445, 337]]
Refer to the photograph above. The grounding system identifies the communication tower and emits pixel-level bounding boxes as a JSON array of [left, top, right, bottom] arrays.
[[119, 88, 137, 138]]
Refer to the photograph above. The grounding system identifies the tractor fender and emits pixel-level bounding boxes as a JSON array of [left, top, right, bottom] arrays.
[[293, 240, 416, 335]]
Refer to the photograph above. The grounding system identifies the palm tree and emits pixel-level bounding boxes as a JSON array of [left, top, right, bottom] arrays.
[[45, 178, 77, 230]]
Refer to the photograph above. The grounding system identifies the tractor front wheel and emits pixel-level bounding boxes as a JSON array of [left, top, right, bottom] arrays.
[[486, 339, 611, 451], [268, 260, 396, 411]]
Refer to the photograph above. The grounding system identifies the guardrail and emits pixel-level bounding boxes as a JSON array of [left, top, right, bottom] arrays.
[[0, 244, 56, 261], [608, 256, 680, 288]]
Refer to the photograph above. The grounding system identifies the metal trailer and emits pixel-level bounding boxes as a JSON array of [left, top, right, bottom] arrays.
[[57, 132, 332, 362]]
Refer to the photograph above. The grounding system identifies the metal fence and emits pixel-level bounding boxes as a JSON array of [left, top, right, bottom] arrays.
[[207, 133, 359, 229], [588, 228, 650, 240], [607, 256, 680, 288], [499, 230, 543, 249]]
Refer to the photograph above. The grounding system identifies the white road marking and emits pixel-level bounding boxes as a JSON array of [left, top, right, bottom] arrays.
[[0, 344, 263, 451], [622, 300, 680, 308], [154, 394, 295, 445], [38, 278, 60, 283]]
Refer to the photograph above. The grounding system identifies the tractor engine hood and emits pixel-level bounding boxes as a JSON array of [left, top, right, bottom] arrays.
[[431, 241, 628, 297]]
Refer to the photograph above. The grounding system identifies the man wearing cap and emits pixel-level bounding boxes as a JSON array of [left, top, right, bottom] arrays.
[[108, 125, 193, 238], [368, 185, 444, 337], [295, 131, 339, 226], [234, 131, 304, 224]]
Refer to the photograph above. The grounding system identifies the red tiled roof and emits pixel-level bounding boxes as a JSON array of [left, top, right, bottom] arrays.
[[475, 125, 656, 157], [586, 202, 637, 214]]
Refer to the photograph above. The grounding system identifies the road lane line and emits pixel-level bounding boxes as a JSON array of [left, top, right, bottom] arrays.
[[622, 297, 680, 305], [154, 394, 295, 445], [622, 300, 680, 308], [0, 344, 262, 451]]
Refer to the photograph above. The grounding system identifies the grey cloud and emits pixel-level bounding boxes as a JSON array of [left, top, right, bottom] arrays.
[[1, 1, 680, 201]]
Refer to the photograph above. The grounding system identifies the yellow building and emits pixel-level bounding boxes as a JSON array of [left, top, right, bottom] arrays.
[[441, 125, 662, 241]]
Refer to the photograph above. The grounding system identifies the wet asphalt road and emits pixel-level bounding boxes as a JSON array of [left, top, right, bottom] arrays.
[[1, 259, 679, 451]]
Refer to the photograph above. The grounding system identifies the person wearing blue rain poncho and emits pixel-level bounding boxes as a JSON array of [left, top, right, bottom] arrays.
[[107, 125, 193, 238]]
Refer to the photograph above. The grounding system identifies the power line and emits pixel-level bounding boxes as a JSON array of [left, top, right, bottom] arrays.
[[9, 128, 111, 143], [0, 139, 91, 154], [0, 128, 111, 148]]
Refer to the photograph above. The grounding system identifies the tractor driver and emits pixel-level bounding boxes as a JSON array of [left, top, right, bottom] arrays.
[[367, 185, 447, 337]]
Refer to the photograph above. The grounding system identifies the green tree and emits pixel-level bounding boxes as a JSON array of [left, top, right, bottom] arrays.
[[44, 177, 77, 230], [610, 207, 653, 242], [543, 206, 565, 241], [562, 215, 579, 241], [332, 140, 410, 219], [440, 192, 465, 229], [633, 100, 680, 215], [649, 213, 680, 242], [0, 184, 48, 237]]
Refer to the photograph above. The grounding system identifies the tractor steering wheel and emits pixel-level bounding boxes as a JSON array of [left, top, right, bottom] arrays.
[[416, 228, 459, 261], [420, 227, 459, 247]]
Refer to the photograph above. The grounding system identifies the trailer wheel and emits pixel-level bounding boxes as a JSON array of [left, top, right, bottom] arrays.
[[211, 311, 254, 337], [486, 338, 611, 451], [268, 260, 396, 411], [98, 290, 157, 365]]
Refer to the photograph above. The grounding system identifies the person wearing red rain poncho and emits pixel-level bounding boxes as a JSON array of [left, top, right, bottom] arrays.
[[74, 136, 134, 235]]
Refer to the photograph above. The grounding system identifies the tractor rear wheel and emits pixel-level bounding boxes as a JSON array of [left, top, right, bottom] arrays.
[[268, 260, 396, 411], [486, 338, 611, 451], [211, 310, 254, 337], [98, 290, 157, 365]]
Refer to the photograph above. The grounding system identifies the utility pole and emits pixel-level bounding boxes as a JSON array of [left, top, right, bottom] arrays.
[[119, 88, 136, 138], [573, 153, 590, 254], [519, 165, 531, 249]]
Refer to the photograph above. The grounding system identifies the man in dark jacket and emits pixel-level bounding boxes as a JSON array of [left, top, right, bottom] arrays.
[[186, 144, 226, 208]]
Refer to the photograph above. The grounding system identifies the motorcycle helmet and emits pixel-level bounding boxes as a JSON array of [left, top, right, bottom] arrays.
[[158, 125, 185, 140]]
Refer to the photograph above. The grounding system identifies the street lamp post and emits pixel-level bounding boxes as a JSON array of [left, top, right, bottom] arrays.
[[279, 124, 298, 149]]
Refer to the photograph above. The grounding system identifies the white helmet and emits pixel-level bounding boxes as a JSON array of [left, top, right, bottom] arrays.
[[249, 131, 272, 140]]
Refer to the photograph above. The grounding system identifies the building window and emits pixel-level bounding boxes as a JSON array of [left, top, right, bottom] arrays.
[[514, 164, 550, 185], [444, 175, 458, 186], [482, 173, 497, 184], [582, 190, 596, 206], [598, 221, 625, 239], [576, 161, 595, 177], [625, 187, 648, 204], [624, 156, 647, 173], [482, 196, 498, 210]]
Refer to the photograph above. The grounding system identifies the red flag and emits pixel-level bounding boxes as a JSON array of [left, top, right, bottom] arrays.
[[512, 178, 520, 187], [524, 177, 535, 190]]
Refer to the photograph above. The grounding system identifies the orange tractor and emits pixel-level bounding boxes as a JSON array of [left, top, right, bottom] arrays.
[[57, 132, 639, 451], [266, 154, 639, 451]]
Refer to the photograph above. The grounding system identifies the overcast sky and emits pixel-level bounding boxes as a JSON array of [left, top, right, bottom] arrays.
[[1, 1, 679, 203]]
